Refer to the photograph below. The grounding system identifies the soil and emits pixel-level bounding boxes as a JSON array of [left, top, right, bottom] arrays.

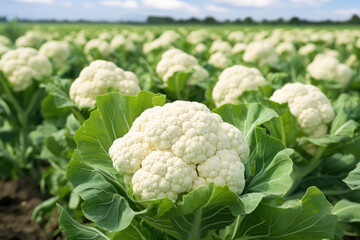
[[0, 177, 63, 240]]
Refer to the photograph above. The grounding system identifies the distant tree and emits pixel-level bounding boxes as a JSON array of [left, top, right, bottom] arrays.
[[0, 16, 6, 22], [274, 18, 285, 25], [243, 17, 255, 24], [233, 18, 243, 24], [146, 16, 175, 24], [203, 16, 218, 24], [289, 17, 301, 25], [187, 17, 201, 24], [347, 14, 360, 24]]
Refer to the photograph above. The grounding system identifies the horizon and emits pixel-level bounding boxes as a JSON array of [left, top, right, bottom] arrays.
[[1, 0, 360, 22]]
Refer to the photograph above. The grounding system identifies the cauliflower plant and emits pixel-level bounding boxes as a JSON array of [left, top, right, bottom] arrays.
[[0, 47, 52, 91], [208, 51, 230, 69], [109, 101, 249, 201], [0, 45, 10, 57], [232, 43, 247, 55], [69, 60, 140, 108], [0, 35, 11, 46], [270, 82, 335, 138], [307, 54, 352, 87], [212, 65, 268, 107], [276, 42, 296, 60], [209, 40, 232, 55], [15, 31, 44, 49], [39, 40, 71, 68], [298, 43, 317, 57], [110, 35, 136, 52], [84, 39, 114, 61], [243, 41, 279, 67], [143, 30, 180, 54], [192, 43, 207, 55], [186, 29, 209, 45], [156, 48, 209, 85]]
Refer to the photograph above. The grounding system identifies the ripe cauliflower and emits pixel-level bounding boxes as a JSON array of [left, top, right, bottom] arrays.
[[84, 39, 114, 61], [212, 65, 268, 107], [298, 43, 317, 57], [232, 43, 247, 55], [209, 40, 232, 55], [143, 30, 180, 54], [39, 40, 71, 68], [0, 47, 52, 91], [0, 35, 11, 46], [243, 41, 279, 67], [270, 82, 335, 138], [69, 60, 140, 108], [110, 35, 136, 52], [208, 51, 230, 69], [275, 42, 296, 60], [15, 31, 44, 49], [156, 48, 209, 85], [307, 54, 352, 87], [109, 101, 249, 201], [0, 45, 10, 57]]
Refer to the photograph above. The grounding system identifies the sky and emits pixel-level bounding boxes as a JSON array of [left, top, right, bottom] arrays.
[[1, 0, 360, 22]]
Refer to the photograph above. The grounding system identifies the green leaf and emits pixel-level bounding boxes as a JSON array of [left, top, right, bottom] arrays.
[[57, 204, 110, 240], [235, 187, 337, 240], [244, 128, 293, 197], [213, 103, 278, 144], [41, 78, 76, 108], [332, 199, 360, 223], [344, 162, 360, 190]]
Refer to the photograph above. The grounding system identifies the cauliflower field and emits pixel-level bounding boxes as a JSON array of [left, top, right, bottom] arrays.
[[0, 24, 360, 240]]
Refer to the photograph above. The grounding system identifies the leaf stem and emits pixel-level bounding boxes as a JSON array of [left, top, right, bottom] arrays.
[[70, 106, 86, 124], [189, 208, 202, 240]]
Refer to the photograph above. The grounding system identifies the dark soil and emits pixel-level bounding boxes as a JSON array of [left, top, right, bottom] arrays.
[[0, 177, 63, 240]]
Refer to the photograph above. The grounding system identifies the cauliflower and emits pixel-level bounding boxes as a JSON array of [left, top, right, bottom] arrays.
[[156, 48, 208, 85], [212, 65, 268, 107], [109, 101, 249, 201], [143, 30, 180, 54], [232, 43, 247, 55], [69, 60, 140, 108], [209, 40, 232, 55], [15, 31, 44, 49], [84, 39, 114, 61], [208, 51, 230, 69], [0, 47, 52, 91], [298, 43, 317, 57], [275, 42, 296, 59], [186, 29, 209, 45], [228, 31, 245, 42], [110, 35, 136, 52], [307, 54, 352, 87], [0, 45, 10, 57], [0, 35, 11, 46], [192, 43, 207, 55], [270, 83, 335, 138], [243, 41, 279, 67], [39, 40, 71, 68]]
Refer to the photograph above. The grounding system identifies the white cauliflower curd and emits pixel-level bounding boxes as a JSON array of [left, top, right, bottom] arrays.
[[109, 101, 249, 201], [209, 40, 232, 55], [39, 40, 71, 68], [84, 39, 114, 61], [0, 47, 52, 91], [270, 82, 335, 138], [69, 60, 140, 108], [208, 51, 230, 69], [0, 35, 11, 46], [110, 35, 136, 52], [15, 31, 44, 49], [212, 65, 268, 107], [307, 54, 352, 87], [156, 48, 209, 85], [243, 41, 279, 67]]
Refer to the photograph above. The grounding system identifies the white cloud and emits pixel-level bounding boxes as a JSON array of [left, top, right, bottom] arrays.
[[62, 1, 72, 7], [83, 2, 94, 8], [142, 0, 199, 12], [218, 0, 277, 7], [205, 4, 230, 13], [100, 0, 138, 8], [334, 8, 360, 16], [14, 0, 54, 4], [290, 0, 330, 7]]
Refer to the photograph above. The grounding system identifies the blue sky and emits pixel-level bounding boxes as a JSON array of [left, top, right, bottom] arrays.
[[1, 0, 359, 21]]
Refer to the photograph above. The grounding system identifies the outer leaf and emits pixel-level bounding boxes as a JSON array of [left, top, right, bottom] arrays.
[[57, 204, 110, 240], [41, 78, 76, 108], [244, 128, 293, 197], [235, 187, 337, 240], [213, 103, 278, 145], [344, 162, 360, 190], [332, 200, 360, 223]]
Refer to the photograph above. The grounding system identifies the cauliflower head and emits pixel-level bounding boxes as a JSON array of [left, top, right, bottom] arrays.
[[307, 54, 352, 87], [39, 40, 71, 68], [84, 39, 114, 61], [69, 60, 140, 108], [208, 51, 230, 69], [243, 41, 279, 67], [0, 35, 11, 46], [275, 42, 296, 59], [209, 40, 232, 55], [212, 65, 268, 107], [110, 35, 136, 52], [15, 31, 44, 49], [156, 48, 209, 85], [109, 101, 249, 201], [0, 47, 52, 91], [270, 82, 335, 138]]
